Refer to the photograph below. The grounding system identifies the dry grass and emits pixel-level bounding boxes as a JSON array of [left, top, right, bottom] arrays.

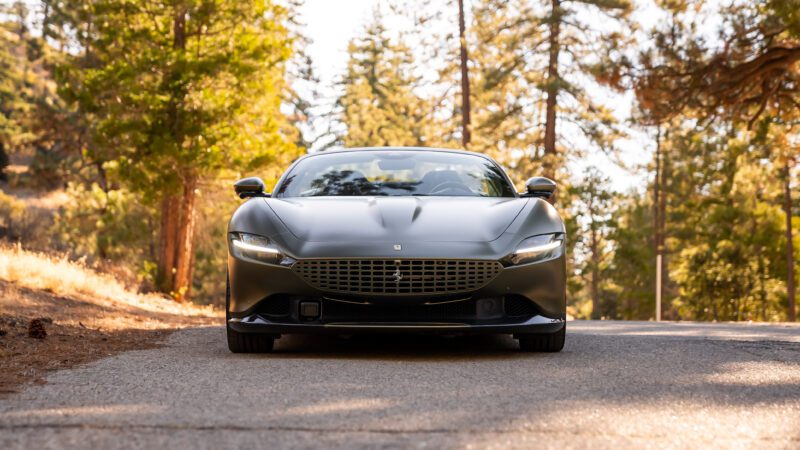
[[0, 244, 215, 318], [0, 245, 221, 394]]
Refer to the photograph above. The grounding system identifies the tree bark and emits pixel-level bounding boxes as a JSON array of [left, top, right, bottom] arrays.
[[157, 195, 180, 292], [784, 156, 796, 322], [542, 0, 561, 181], [458, 0, 471, 148], [653, 125, 662, 320], [173, 176, 198, 301], [155, 5, 194, 299], [659, 127, 669, 317], [590, 220, 600, 319]]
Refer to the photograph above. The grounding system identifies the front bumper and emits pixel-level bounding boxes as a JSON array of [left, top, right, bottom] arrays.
[[228, 253, 566, 334]]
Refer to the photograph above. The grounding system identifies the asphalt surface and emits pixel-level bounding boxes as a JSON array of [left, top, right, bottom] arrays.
[[1, 321, 799, 449]]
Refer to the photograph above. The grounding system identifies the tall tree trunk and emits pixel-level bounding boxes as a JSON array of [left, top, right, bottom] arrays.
[[658, 127, 669, 317], [173, 176, 198, 300], [157, 195, 180, 292], [653, 125, 661, 317], [784, 156, 796, 322], [590, 223, 600, 319], [42, 2, 50, 41], [542, 0, 561, 181], [156, 6, 191, 299], [457, 0, 471, 148]]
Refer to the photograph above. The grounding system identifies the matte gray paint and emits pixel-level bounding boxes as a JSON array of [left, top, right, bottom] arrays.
[[228, 196, 564, 260], [226, 147, 567, 334], [264, 197, 527, 242]]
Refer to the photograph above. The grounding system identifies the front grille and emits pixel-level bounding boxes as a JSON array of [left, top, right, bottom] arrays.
[[292, 259, 503, 295]]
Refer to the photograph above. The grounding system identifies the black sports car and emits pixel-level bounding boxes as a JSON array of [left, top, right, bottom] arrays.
[[226, 147, 566, 353]]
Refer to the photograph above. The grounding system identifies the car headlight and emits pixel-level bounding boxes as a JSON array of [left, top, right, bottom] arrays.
[[229, 232, 292, 265], [510, 233, 564, 265]]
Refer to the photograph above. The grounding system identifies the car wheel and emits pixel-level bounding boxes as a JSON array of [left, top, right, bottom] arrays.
[[226, 273, 275, 353], [517, 323, 566, 352]]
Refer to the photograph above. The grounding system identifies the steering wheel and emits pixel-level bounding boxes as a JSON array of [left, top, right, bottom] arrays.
[[429, 181, 472, 195]]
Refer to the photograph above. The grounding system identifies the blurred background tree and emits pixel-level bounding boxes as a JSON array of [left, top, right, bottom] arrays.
[[44, 0, 299, 299]]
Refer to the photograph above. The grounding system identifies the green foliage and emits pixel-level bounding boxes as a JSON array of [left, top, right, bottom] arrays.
[[191, 182, 242, 306], [0, 190, 29, 238], [604, 195, 656, 320], [53, 182, 156, 262], [466, 0, 544, 181], [338, 14, 441, 148], [601, 123, 798, 322], [0, 189, 52, 245], [670, 152, 791, 321], [565, 168, 616, 318], [53, 0, 298, 200]]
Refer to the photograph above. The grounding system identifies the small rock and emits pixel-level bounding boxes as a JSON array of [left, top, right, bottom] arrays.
[[28, 319, 47, 339]]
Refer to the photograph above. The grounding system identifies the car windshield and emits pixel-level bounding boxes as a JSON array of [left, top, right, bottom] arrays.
[[275, 150, 516, 198]]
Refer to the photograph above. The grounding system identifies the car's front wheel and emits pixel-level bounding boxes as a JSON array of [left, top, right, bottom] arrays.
[[517, 323, 566, 352], [226, 274, 275, 353]]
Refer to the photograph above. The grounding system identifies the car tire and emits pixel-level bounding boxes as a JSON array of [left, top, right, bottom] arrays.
[[517, 323, 566, 352], [226, 273, 275, 353]]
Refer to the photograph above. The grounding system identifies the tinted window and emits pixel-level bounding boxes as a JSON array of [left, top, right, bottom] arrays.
[[275, 151, 515, 198]]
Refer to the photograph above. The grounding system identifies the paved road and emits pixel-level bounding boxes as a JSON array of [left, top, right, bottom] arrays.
[[1, 321, 799, 449]]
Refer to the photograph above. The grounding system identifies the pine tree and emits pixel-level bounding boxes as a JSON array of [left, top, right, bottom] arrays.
[[338, 13, 438, 147], [605, 195, 656, 320], [568, 168, 615, 319], [50, 0, 297, 299], [460, 0, 544, 184], [535, 0, 632, 180], [635, 0, 799, 320], [446, 0, 630, 186]]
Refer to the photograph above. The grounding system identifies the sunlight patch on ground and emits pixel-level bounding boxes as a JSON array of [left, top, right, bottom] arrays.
[[283, 398, 396, 416], [701, 361, 800, 386], [2, 403, 164, 421]]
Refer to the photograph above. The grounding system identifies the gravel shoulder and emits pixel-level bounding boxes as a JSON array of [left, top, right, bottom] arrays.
[[1, 320, 799, 449]]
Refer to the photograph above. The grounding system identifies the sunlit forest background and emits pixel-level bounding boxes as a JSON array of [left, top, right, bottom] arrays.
[[0, 0, 797, 321]]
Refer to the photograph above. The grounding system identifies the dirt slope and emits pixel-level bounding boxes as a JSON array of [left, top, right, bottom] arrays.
[[0, 246, 220, 394]]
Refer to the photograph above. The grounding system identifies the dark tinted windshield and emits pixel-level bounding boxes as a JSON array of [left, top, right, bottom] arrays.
[[275, 151, 515, 198]]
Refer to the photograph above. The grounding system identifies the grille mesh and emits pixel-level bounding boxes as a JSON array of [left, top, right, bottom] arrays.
[[504, 295, 539, 317], [293, 259, 503, 295]]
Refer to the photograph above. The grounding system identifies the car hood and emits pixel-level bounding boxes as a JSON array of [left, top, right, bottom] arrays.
[[265, 197, 528, 243]]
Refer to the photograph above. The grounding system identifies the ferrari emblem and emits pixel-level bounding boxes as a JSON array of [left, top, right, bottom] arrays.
[[392, 268, 404, 283]]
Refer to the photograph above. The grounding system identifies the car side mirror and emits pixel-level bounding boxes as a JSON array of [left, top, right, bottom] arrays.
[[521, 177, 556, 199], [234, 177, 270, 199]]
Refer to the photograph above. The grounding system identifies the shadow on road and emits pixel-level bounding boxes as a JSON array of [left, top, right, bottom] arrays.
[[267, 332, 527, 361]]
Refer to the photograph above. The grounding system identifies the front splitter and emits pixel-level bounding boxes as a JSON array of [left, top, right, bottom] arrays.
[[228, 314, 565, 335]]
